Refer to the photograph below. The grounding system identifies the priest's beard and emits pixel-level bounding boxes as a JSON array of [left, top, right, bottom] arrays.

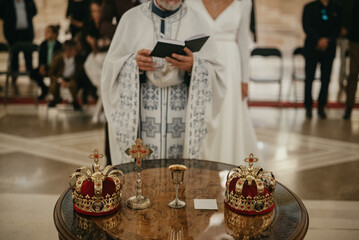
[[156, 0, 182, 11]]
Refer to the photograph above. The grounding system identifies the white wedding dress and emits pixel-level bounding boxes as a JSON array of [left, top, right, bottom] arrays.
[[188, 0, 260, 165]]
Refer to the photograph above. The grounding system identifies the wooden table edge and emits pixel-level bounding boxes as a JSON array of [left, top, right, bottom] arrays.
[[278, 182, 309, 240], [54, 186, 79, 240]]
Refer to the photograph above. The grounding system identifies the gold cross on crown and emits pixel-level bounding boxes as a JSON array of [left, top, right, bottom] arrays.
[[125, 138, 153, 167], [89, 149, 104, 164], [244, 153, 258, 168]]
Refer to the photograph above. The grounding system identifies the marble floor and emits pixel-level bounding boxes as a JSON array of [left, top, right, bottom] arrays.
[[0, 0, 359, 240]]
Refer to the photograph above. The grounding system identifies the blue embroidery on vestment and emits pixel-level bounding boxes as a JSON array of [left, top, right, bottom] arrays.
[[168, 144, 184, 158], [167, 117, 185, 138], [141, 117, 161, 138], [170, 84, 187, 111], [142, 82, 159, 110]]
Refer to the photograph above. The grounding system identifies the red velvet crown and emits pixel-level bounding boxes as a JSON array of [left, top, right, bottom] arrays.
[[224, 154, 276, 215], [69, 150, 124, 216]]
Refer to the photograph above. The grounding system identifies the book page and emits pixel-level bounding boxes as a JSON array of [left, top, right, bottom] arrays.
[[186, 33, 208, 41], [158, 38, 185, 46]]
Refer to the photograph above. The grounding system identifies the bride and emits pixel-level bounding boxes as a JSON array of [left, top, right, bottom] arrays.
[[187, 0, 260, 165]]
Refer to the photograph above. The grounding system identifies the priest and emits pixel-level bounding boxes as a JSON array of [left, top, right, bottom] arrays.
[[101, 0, 224, 164]]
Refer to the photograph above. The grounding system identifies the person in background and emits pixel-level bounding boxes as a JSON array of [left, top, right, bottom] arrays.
[[343, 0, 359, 119], [48, 40, 84, 111], [332, 0, 355, 101], [72, 33, 98, 105], [0, 0, 37, 93], [99, 0, 142, 39], [302, 0, 342, 119], [30, 25, 62, 100], [66, 0, 90, 37], [250, 0, 257, 42], [83, 0, 110, 123], [84, 0, 110, 89]]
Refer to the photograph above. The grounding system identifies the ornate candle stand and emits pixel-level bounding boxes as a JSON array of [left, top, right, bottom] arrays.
[[125, 138, 153, 210]]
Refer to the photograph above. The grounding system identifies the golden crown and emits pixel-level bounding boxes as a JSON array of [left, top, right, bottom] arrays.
[[224, 153, 276, 215], [69, 150, 124, 216]]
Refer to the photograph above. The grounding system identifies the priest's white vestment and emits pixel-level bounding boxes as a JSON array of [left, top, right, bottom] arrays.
[[101, 2, 225, 164]]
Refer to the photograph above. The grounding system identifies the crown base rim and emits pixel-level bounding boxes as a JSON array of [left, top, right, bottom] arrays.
[[73, 204, 121, 216], [224, 201, 275, 216]]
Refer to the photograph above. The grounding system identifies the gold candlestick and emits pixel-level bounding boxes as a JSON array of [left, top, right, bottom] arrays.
[[125, 138, 153, 210]]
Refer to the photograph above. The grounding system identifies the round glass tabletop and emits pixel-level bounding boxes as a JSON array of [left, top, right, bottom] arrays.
[[54, 159, 308, 240]]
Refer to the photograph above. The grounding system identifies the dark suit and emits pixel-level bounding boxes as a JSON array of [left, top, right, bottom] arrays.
[[302, 0, 342, 111], [66, 0, 90, 37], [30, 40, 62, 95], [99, 0, 138, 39], [0, 0, 37, 71], [345, 0, 359, 115]]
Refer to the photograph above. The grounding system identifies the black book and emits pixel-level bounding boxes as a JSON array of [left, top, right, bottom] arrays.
[[150, 34, 210, 58]]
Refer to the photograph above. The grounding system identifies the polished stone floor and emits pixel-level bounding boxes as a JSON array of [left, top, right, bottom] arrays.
[[0, 0, 359, 240], [0, 106, 358, 240]]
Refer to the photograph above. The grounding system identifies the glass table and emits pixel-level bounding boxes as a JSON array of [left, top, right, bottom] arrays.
[[54, 159, 308, 239]]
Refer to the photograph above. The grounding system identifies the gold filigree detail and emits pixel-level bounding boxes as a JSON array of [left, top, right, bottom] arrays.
[[125, 138, 153, 167]]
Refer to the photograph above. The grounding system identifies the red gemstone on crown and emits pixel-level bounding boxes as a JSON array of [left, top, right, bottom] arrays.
[[249, 158, 253, 162], [94, 154, 98, 159]]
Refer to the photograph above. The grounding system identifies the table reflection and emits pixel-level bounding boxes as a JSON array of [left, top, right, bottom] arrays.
[[224, 207, 274, 239]]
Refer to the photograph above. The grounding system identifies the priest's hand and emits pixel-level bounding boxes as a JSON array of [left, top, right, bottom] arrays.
[[136, 49, 156, 71], [165, 47, 194, 74]]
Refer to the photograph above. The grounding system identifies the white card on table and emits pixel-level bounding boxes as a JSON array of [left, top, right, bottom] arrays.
[[194, 199, 218, 210]]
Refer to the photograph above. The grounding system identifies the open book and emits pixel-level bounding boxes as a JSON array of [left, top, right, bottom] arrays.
[[150, 34, 210, 58]]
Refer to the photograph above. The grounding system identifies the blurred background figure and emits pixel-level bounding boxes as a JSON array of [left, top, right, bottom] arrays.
[[333, 0, 355, 102], [250, 0, 257, 42], [343, 0, 359, 119], [0, 0, 37, 94], [84, 0, 109, 89], [302, 0, 342, 119], [66, 0, 90, 38], [84, 0, 109, 123], [30, 24, 62, 100], [48, 39, 84, 111], [99, 0, 141, 39]]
